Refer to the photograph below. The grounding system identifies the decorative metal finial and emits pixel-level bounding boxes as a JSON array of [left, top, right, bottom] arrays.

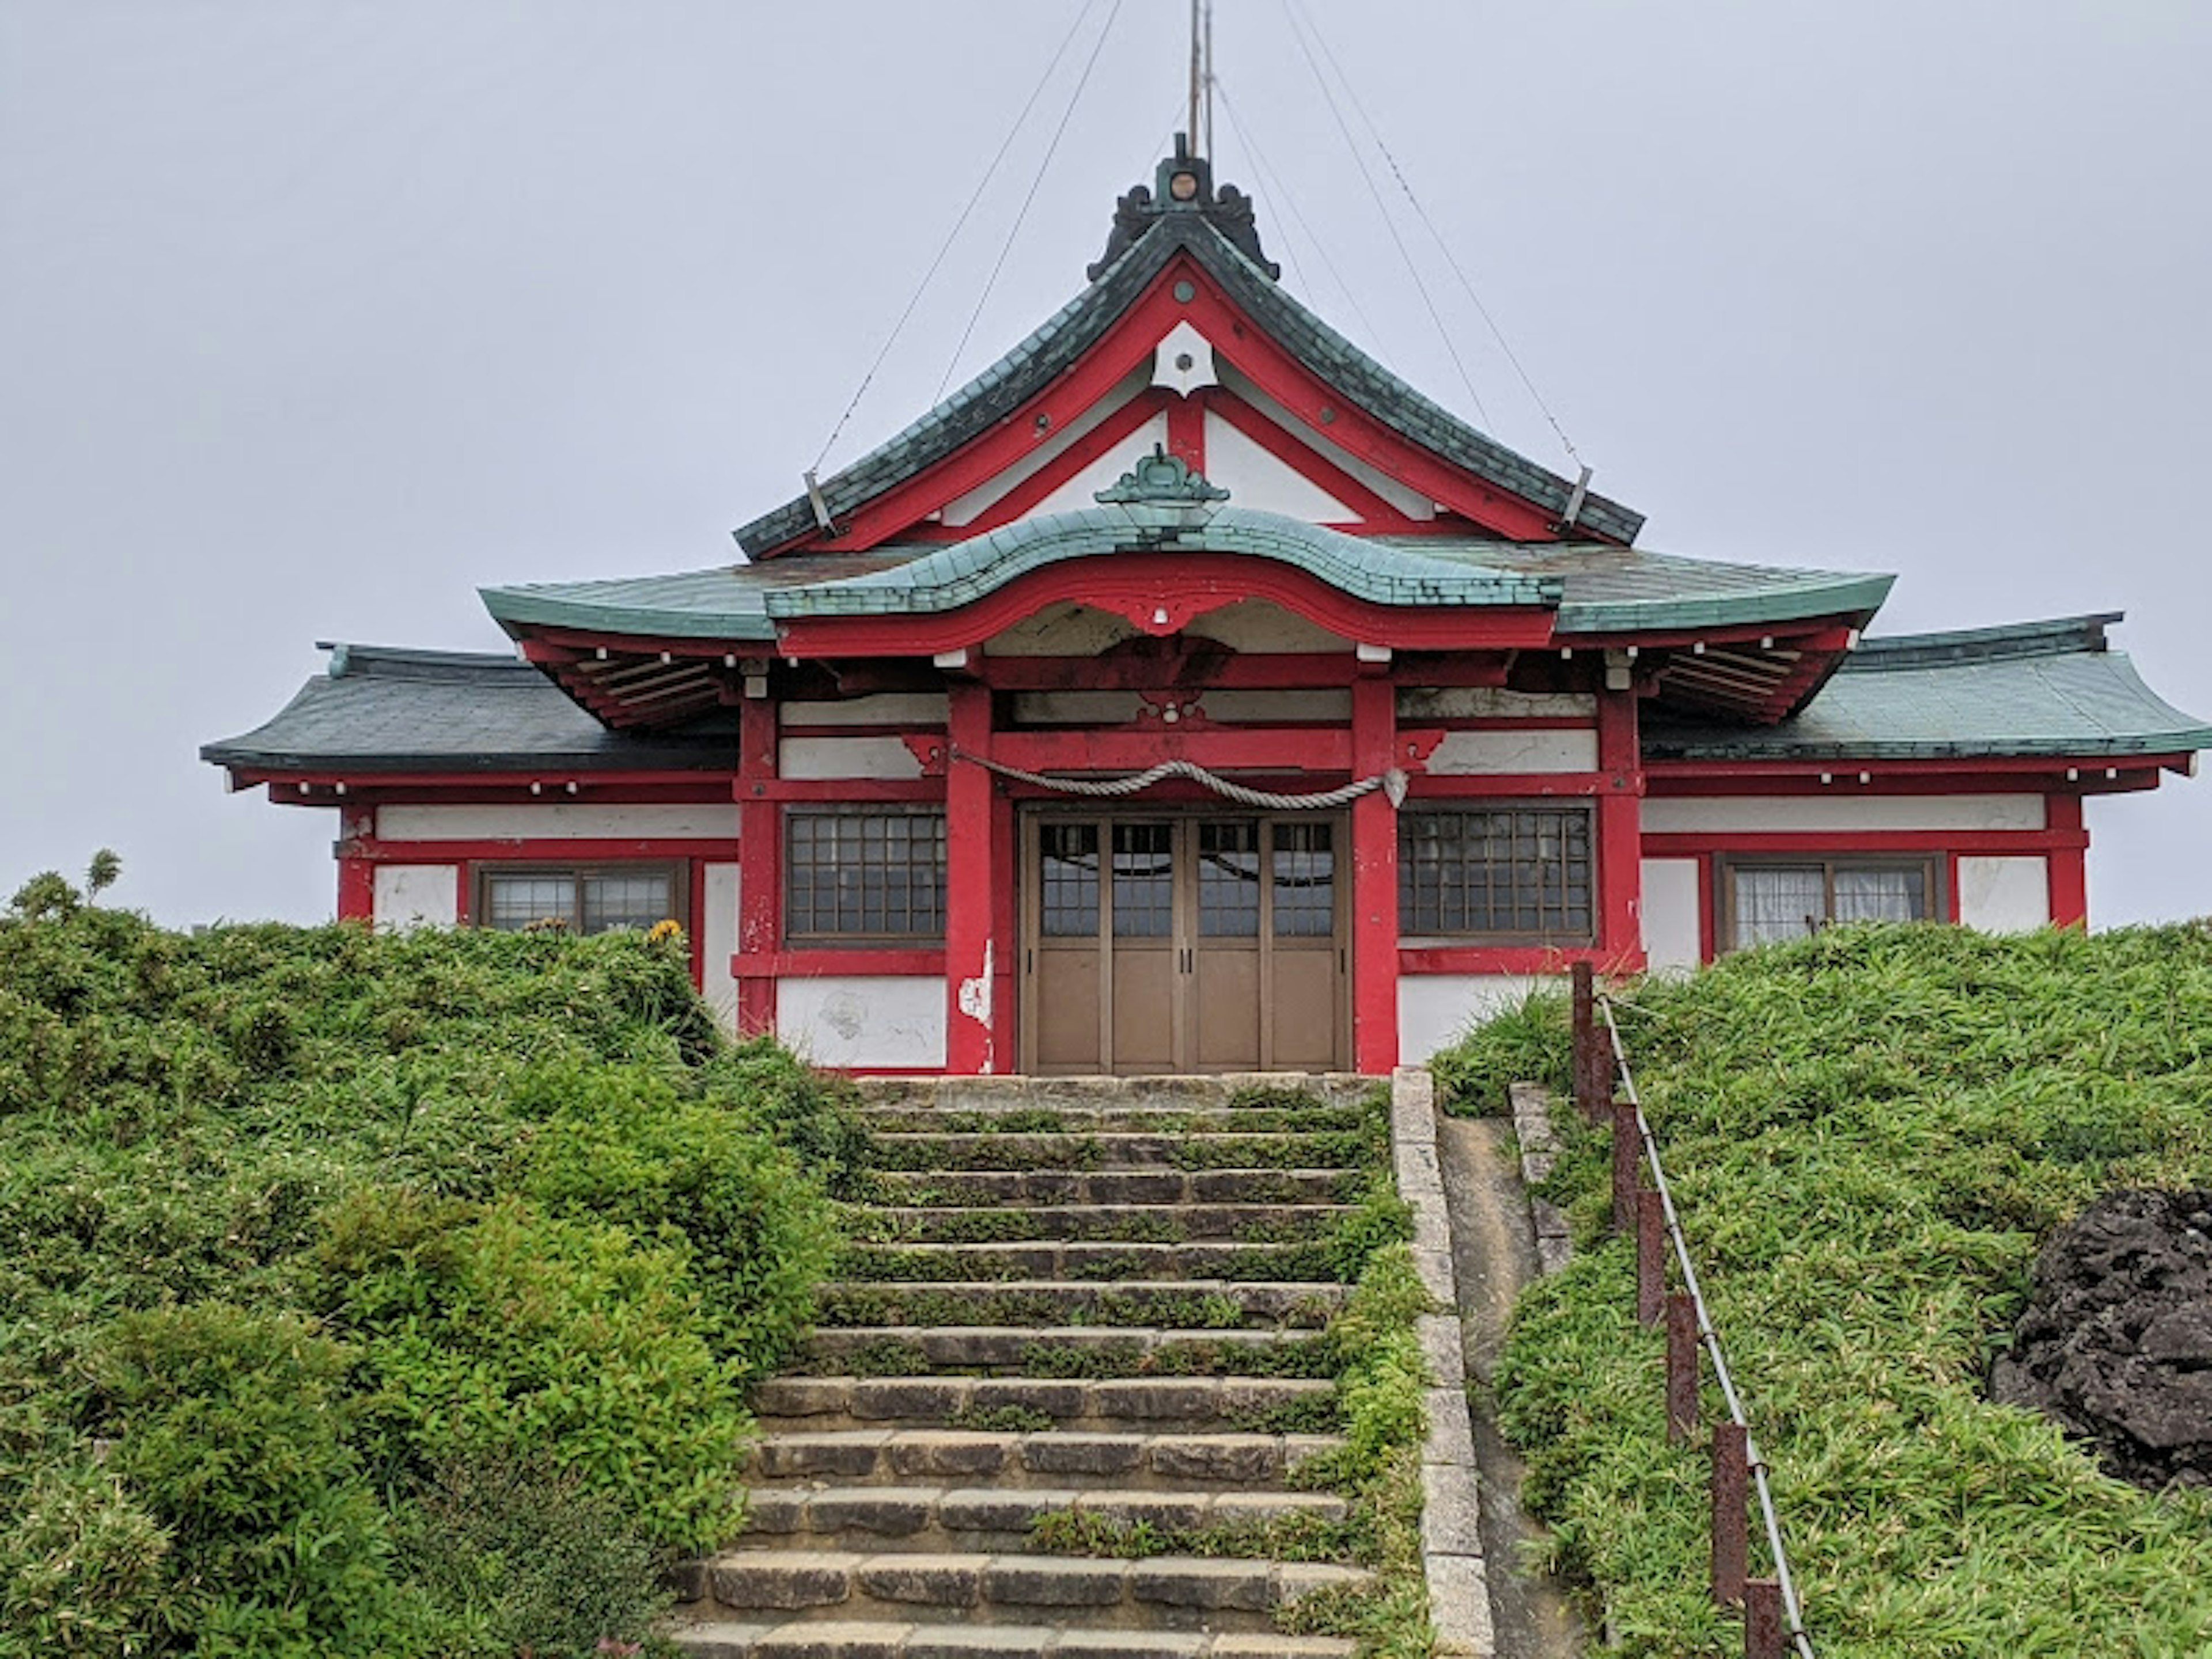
[[1094, 445, 1231, 507]]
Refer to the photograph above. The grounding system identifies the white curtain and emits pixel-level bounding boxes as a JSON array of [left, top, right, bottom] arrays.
[[1832, 867, 1920, 923], [1734, 866, 1825, 946]]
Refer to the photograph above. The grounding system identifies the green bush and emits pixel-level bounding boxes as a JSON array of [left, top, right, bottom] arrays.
[[1477, 925, 2212, 1657], [514, 1060, 836, 1381], [396, 1452, 672, 1659], [93, 1303, 432, 1658], [0, 868, 845, 1652], [315, 1191, 749, 1553], [1431, 982, 1570, 1115]]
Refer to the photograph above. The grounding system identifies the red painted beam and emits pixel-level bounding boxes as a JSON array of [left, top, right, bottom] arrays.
[[1641, 829, 2089, 856], [957, 389, 1169, 536], [1595, 688, 1646, 972], [771, 552, 1557, 661], [338, 856, 373, 922], [733, 948, 946, 978], [1203, 391, 1424, 530], [989, 726, 1353, 776]]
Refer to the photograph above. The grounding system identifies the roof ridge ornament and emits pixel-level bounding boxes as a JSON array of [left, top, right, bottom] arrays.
[[1094, 444, 1231, 507], [1088, 132, 1280, 282]]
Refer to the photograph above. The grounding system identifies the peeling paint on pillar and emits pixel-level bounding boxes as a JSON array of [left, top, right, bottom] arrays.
[[956, 939, 996, 1075]]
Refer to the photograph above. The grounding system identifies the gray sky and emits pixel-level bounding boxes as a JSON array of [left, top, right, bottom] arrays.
[[5, 1, 2209, 928]]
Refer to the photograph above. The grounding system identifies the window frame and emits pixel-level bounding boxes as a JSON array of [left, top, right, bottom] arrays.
[[782, 807, 949, 946], [472, 861, 688, 936], [1715, 853, 1945, 953], [1395, 803, 1598, 945]]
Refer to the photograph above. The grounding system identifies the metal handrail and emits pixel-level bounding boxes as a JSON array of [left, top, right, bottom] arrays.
[[1601, 995, 1818, 1659]]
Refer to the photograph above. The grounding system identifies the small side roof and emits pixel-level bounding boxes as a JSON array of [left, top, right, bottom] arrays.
[[1642, 615, 2212, 763], [200, 644, 736, 777]]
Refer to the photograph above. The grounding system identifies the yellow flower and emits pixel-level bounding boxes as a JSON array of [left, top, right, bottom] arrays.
[[649, 919, 683, 944]]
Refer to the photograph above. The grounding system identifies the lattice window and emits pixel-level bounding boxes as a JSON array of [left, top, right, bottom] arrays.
[[785, 810, 947, 941], [1198, 820, 1261, 938], [1039, 823, 1101, 938], [1397, 808, 1594, 940], [1111, 823, 1175, 939], [1272, 821, 1336, 938], [479, 866, 679, 935]]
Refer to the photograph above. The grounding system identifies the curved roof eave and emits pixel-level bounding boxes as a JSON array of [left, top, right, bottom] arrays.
[[760, 505, 1560, 620]]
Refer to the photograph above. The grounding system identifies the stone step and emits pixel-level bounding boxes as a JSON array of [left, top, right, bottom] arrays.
[[835, 1241, 1339, 1285], [866, 1171, 1359, 1209], [855, 1074, 1374, 1113], [754, 1375, 1339, 1434], [800, 1325, 1334, 1378], [815, 1281, 1344, 1332], [866, 1134, 1368, 1175], [746, 1430, 1343, 1490], [672, 1618, 1359, 1658], [848, 1204, 1357, 1245], [684, 1548, 1372, 1633], [738, 1484, 1350, 1553], [857, 1105, 1368, 1136]]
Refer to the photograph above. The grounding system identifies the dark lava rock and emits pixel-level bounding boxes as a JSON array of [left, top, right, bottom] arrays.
[[1991, 1188, 2212, 1491]]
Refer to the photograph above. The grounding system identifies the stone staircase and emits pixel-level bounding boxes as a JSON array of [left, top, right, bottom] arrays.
[[673, 1074, 1386, 1659]]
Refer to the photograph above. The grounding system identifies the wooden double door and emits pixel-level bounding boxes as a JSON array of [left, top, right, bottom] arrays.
[[1021, 811, 1349, 1075]]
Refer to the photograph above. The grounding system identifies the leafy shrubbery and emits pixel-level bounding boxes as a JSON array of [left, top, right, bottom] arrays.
[[1438, 923, 2212, 1658], [0, 864, 853, 1657]]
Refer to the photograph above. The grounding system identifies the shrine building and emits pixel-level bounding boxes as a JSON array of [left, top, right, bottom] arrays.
[[206, 143, 2212, 1076]]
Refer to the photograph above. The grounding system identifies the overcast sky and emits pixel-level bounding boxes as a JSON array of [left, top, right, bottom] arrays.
[[5, 1, 2209, 928]]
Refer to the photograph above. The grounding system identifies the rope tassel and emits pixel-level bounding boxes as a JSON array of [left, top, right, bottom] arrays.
[[952, 748, 1407, 812]]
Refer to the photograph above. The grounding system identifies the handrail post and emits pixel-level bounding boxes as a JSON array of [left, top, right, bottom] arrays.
[[1636, 1187, 1664, 1324], [1666, 1291, 1699, 1443], [1571, 961, 1600, 1122], [1745, 1578, 1785, 1658], [1712, 1420, 1749, 1607], [1612, 1101, 1639, 1233]]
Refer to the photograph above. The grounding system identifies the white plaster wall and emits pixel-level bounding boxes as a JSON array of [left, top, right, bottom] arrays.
[[1398, 688, 1597, 719], [377, 803, 740, 842], [1201, 689, 1351, 722], [781, 694, 949, 728], [778, 976, 948, 1069], [1215, 362, 1434, 519], [777, 736, 925, 781], [1397, 975, 1543, 1063], [1186, 600, 1349, 654], [985, 602, 1140, 658], [373, 865, 457, 930], [1426, 729, 1599, 775], [1026, 414, 1173, 517], [700, 863, 741, 1030], [1641, 858, 1703, 972], [1957, 856, 2051, 933], [1641, 795, 2044, 834], [1200, 411, 1355, 521]]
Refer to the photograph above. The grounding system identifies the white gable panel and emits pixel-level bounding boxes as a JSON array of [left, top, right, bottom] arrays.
[[1201, 412, 1355, 521], [1025, 414, 1173, 518], [1215, 362, 1435, 520], [940, 365, 1151, 528]]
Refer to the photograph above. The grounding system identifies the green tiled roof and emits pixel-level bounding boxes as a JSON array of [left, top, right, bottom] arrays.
[[1402, 541, 1895, 634], [1643, 615, 2212, 762], [482, 523, 1891, 644], [761, 507, 1556, 619], [732, 213, 1643, 555]]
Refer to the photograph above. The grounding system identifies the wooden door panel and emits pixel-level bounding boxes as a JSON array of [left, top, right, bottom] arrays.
[[1111, 949, 1176, 1071], [1034, 949, 1103, 1072], [1269, 949, 1339, 1070]]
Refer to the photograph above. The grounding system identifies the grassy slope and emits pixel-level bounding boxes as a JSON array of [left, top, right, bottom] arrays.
[[0, 879, 855, 1657], [1438, 924, 2212, 1659]]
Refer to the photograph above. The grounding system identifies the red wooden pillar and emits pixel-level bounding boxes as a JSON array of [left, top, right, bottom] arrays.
[[734, 696, 780, 1037], [1350, 675, 1399, 1074], [336, 854, 374, 923], [1596, 685, 1645, 969], [2048, 792, 2088, 929], [945, 681, 1002, 1075]]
